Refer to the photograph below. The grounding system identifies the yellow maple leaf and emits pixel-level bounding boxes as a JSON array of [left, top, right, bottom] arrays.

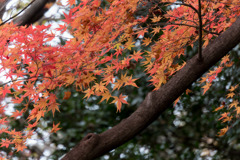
[[125, 37, 135, 50], [151, 14, 162, 23]]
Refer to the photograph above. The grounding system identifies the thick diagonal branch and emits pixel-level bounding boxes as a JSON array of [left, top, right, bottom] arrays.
[[62, 17, 240, 160]]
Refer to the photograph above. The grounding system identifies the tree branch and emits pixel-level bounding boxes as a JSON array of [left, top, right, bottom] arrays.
[[0, 0, 35, 26], [62, 16, 240, 160], [12, 0, 54, 26]]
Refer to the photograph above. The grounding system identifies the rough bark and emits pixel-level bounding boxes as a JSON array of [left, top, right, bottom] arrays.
[[62, 16, 240, 160]]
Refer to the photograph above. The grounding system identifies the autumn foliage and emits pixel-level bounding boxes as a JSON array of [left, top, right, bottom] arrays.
[[0, 0, 239, 156]]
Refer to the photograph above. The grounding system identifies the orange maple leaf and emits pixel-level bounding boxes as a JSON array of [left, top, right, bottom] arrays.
[[63, 91, 71, 100], [151, 14, 162, 23], [222, 116, 233, 123], [229, 84, 239, 92], [226, 92, 235, 98], [136, 28, 148, 38], [124, 75, 138, 88], [142, 37, 152, 46], [93, 82, 107, 93], [218, 126, 229, 136], [229, 100, 239, 109], [235, 107, 240, 115], [185, 89, 191, 95], [99, 91, 112, 103], [15, 143, 27, 152], [83, 88, 94, 99], [218, 112, 229, 120], [214, 105, 224, 112], [11, 110, 23, 119], [36, 110, 45, 122], [151, 27, 161, 35], [0, 117, 8, 125], [27, 121, 38, 129], [51, 122, 61, 133], [48, 103, 60, 117], [111, 94, 128, 112], [67, 0, 76, 6], [174, 97, 180, 106], [202, 83, 212, 95], [130, 50, 143, 62]]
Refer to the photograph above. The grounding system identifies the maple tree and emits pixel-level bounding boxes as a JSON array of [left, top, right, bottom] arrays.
[[0, 0, 239, 159]]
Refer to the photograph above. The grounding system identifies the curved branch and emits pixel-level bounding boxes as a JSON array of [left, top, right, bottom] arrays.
[[13, 0, 53, 26], [0, 0, 35, 26], [62, 17, 240, 160]]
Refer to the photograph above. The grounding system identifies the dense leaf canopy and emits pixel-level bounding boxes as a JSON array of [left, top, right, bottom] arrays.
[[0, 0, 239, 159]]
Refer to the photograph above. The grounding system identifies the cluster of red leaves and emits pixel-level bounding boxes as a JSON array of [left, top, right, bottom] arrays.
[[0, 0, 239, 154]]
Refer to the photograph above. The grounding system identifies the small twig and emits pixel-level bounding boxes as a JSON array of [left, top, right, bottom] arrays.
[[171, 2, 199, 14], [154, 22, 219, 35], [198, 0, 203, 61]]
